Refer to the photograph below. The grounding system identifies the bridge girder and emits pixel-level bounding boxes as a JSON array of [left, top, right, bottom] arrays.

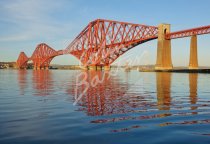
[[31, 43, 61, 69], [16, 52, 29, 69], [65, 19, 158, 66], [16, 19, 210, 69]]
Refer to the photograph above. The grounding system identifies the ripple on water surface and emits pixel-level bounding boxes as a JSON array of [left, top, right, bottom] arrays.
[[0, 70, 210, 144]]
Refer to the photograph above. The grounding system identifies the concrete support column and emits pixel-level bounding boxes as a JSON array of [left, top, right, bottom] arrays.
[[155, 24, 173, 70], [189, 35, 198, 69], [88, 66, 97, 70], [36, 66, 40, 70], [104, 66, 111, 71], [33, 63, 36, 70], [81, 66, 88, 70], [96, 66, 102, 71], [86, 65, 110, 71]]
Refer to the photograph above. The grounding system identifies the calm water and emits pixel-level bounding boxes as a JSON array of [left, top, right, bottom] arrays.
[[0, 69, 210, 144]]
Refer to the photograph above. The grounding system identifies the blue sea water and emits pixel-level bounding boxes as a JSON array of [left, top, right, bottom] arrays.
[[0, 69, 210, 144]]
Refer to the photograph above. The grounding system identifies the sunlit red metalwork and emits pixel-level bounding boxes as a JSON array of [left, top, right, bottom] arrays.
[[16, 19, 210, 69], [31, 43, 63, 69], [166, 25, 210, 39], [16, 52, 29, 69], [17, 43, 63, 69], [65, 19, 158, 66]]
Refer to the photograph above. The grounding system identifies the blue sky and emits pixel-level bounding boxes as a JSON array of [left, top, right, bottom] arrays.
[[0, 0, 210, 66]]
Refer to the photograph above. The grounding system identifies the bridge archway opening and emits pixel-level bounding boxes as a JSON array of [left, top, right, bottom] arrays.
[[111, 40, 157, 67], [50, 54, 81, 68], [27, 59, 33, 69], [171, 37, 190, 67], [171, 35, 210, 68], [164, 29, 167, 34], [197, 35, 210, 67]]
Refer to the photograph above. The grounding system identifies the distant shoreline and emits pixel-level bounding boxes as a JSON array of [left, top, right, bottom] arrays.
[[1, 62, 210, 73]]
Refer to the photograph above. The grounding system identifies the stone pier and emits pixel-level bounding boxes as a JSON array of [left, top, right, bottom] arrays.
[[96, 66, 102, 70], [189, 35, 198, 69], [103, 66, 111, 71], [86, 65, 110, 71], [88, 66, 97, 70], [155, 24, 173, 70]]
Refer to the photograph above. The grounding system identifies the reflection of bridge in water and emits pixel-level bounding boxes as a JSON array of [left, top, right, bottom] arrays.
[[32, 70, 54, 96], [18, 70, 54, 96], [64, 72, 199, 119], [17, 71, 202, 126], [67, 71, 138, 116], [17, 70, 210, 132]]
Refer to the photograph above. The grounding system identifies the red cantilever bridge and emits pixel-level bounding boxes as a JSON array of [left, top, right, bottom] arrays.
[[16, 19, 210, 70]]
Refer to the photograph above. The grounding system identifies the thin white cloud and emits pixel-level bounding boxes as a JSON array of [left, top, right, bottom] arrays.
[[0, 0, 74, 42], [0, 34, 29, 42]]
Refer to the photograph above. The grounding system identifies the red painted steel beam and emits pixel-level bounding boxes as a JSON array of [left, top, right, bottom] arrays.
[[17, 19, 210, 68], [166, 25, 210, 39], [30, 43, 64, 68], [16, 52, 29, 69], [65, 19, 158, 66]]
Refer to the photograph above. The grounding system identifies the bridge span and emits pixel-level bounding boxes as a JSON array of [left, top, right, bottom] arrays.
[[16, 19, 210, 70]]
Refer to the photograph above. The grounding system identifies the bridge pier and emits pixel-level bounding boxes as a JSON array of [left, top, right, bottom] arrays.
[[86, 65, 110, 71], [155, 24, 173, 70], [33, 65, 40, 70], [33, 63, 50, 70], [189, 35, 198, 69], [104, 66, 111, 71], [96, 66, 102, 70], [88, 66, 97, 70]]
